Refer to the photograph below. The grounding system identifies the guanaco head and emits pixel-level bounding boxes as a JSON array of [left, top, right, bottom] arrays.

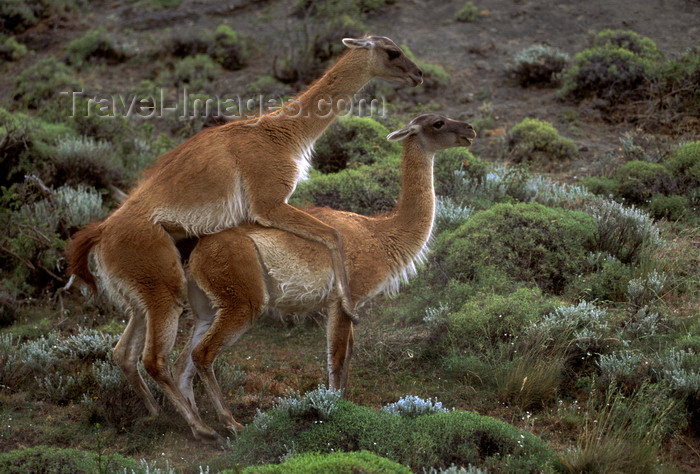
[[387, 114, 477, 153], [342, 36, 423, 87]]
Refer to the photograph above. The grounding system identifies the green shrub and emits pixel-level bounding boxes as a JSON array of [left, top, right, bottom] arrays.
[[657, 45, 700, 114], [84, 358, 155, 427], [648, 194, 688, 220], [561, 44, 654, 104], [0, 34, 27, 62], [613, 160, 674, 205], [0, 0, 75, 34], [400, 45, 450, 90], [160, 54, 221, 90], [433, 202, 597, 293], [231, 395, 553, 471], [454, 2, 479, 22], [523, 301, 618, 371], [567, 253, 632, 302], [312, 116, 399, 173], [590, 29, 663, 60], [291, 157, 400, 214], [665, 141, 700, 202], [445, 287, 560, 352], [511, 45, 569, 86], [208, 24, 248, 70], [66, 27, 126, 67], [507, 118, 578, 168], [239, 451, 411, 474], [13, 57, 80, 108], [579, 175, 618, 197], [0, 445, 140, 473], [0, 107, 75, 186]]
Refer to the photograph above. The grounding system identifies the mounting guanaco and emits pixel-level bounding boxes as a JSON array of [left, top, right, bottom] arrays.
[[173, 114, 476, 439], [66, 36, 422, 441]]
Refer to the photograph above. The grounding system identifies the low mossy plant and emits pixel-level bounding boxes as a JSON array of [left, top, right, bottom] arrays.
[[230, 392, 553, 472], [0, 445, 141, 473], [507, 117, 578, 168], [238, 451, 412, 474]]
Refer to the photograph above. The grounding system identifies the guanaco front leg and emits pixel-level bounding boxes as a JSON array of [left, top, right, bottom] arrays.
[[253, 201, 358, 322]]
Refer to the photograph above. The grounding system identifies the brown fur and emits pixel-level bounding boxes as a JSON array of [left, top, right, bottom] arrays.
[[174, 115, 477, 437]]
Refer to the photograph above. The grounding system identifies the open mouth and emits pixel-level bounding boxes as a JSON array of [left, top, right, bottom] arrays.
[[461, 135, 475, 146]]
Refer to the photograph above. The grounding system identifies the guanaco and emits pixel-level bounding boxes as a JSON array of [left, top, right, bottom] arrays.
[[176, 114, 476, 439], [66, 36, 422, 442]]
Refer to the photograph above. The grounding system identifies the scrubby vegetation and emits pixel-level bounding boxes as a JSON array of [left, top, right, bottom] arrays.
[[0, 1, 697, 472]]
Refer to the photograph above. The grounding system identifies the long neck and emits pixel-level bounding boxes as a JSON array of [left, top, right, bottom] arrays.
[[265, 50, 373, 141], [379, 138, 436, 264]]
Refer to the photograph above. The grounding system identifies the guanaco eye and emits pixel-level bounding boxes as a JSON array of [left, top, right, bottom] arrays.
[[387, 48, 401, 60], [433, 120, 445, 129]]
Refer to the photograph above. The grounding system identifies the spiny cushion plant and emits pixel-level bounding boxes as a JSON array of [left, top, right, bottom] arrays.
[[507, 117, 578, 168], [433, 202, 596, 294]]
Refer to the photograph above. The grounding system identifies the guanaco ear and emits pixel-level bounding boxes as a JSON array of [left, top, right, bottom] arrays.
[[343, 37, 375, 49], [387, 124, 421, 142]]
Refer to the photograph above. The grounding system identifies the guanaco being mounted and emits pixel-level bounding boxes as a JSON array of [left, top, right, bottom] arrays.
[[66, 36, 422, 442], [176, 115, 476, 441]]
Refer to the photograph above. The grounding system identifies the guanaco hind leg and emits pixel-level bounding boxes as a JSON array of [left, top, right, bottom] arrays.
[[99, 219, 222, 442], [112, 306, 159, 416], [187, 228, 268, 433]]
